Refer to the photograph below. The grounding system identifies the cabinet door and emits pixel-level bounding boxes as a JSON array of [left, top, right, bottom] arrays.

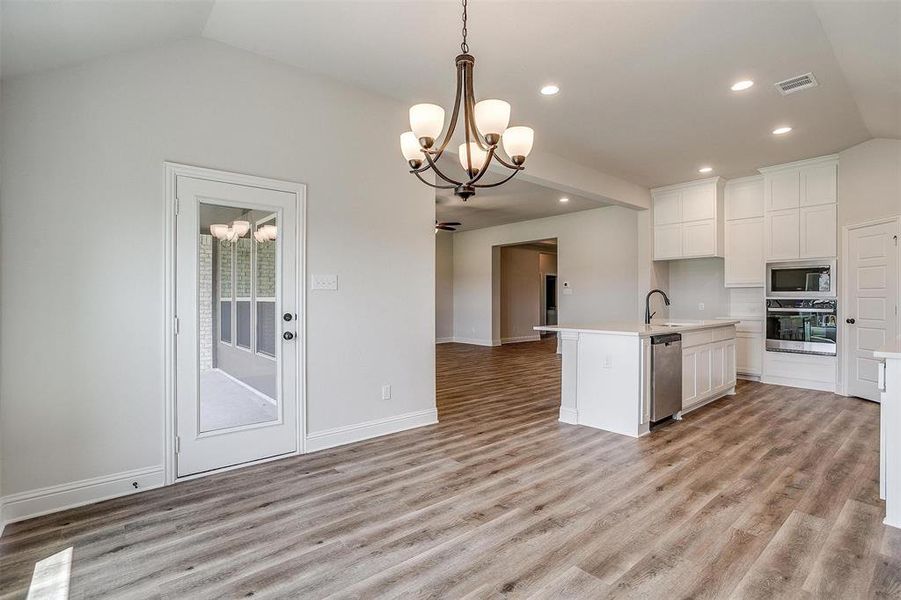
[[725, 178, 764, 220], [800, 204, 837, 258], [766, 170, 801, 211], [724, 340, 737, 387], [725, 217, 764, 286], [681, 183, 716, 222], [682, 220, 716, 257], [654, 190, 682, 225], [711, 343, 725, 390], [765, 209, 800, 260], [682, 348, 698, 407], [654, 223, 682, 259], [801, 163, 837, 207], [735, 333, 762, 376], [696, 347, 712, 398]]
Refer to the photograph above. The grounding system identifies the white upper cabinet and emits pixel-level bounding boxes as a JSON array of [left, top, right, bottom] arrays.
[[766, 170, 801, 211], [653, 190, 682, 225], [759, 155, 838, 261], [800, 204, 837, 258], [800, 163, 837, 207], [724, 176, 764, 287], [652, 177, 724, 260]]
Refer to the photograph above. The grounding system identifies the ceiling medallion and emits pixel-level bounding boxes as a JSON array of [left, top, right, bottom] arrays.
[[399, 0, 534, 201]]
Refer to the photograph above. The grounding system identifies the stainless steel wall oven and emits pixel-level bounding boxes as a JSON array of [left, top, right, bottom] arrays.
[[765, 298, 837, 356]]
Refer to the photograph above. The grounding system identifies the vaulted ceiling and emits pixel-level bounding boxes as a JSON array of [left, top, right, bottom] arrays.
[[2, 1, 899, 190]]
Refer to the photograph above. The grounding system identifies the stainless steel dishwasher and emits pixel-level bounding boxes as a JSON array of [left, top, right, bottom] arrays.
[[650, 333, 683, 422]]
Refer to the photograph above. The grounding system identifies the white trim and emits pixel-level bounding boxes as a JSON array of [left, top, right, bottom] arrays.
[[559, 406, 578, 424], [304, 409, 438, 453], [163, 162, 307, 486], [760, 375, 836, 393], [840, 215, 901, 397], [757, 153, 839, 174], [435, 337, 455, 344], [501, 334, 542, 344], [1, 467, 164, 526], [651, 175, 723, 195], [451, 337, 501, 346]]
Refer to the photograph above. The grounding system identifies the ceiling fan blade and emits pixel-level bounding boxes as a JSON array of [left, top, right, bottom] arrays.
[[437, 225, 457, 231], [442, 222, 462, 226]]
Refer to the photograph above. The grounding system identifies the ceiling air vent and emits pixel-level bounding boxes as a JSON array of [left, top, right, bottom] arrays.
[[775, 72, 818, 96]]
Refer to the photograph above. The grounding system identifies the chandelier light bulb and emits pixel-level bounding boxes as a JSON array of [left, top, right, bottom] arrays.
[[409, 103, 445, 147], [231, 221, 251, 237], [474, 99, 511, 144], [400, 132, 424, 166], [458, 142, 488, 174], [502, 126, 534, 164]]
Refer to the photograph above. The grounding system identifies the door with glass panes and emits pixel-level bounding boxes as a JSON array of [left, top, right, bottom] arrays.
[[175, 175, 299, 477]]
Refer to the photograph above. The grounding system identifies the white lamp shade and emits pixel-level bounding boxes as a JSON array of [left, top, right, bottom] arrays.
[[262, 225, 277, 240], [409, 103, 445, 141], [253, 230, 266, 243], [458, 142, 489, 173], [232, 220, 251, 237], [225, 228, 238, 242], [210, 224, 228, 239], [502, 126, 534, 159], [474, 99, 511, 138], [400, 132, 423, 161]]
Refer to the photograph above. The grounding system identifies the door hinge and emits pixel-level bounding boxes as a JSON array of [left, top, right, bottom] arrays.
[[175, 436, 181, 454], [894, 234, 898, 246], [174, 316, 180, 334], [174, 199, 180, 216]]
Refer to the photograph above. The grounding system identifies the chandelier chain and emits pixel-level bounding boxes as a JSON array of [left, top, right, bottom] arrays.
[[460, 0, 469, 53]]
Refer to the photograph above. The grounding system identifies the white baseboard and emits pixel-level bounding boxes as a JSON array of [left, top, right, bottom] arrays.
[[305, 408, 438, 453], [451, 337, 500, 347], [435, 337, 455, 344], [559, 407, 578, 424], [761, 375, 835, 393], [501, 335, 541, 344], [1, 466, 165, 528]]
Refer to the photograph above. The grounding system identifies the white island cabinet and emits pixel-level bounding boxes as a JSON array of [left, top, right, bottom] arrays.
[[535, 321, 738, 437], [875, 339, 901, 529]]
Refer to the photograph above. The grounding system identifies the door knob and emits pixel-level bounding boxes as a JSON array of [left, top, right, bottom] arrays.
[[846, 318, 856, 324], [283, 313, 293, 322], [283, 331, 295, 341]]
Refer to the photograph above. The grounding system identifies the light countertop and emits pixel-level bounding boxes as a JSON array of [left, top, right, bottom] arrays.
[[875, 338, 901, 360], [534, 319, 740, 337]]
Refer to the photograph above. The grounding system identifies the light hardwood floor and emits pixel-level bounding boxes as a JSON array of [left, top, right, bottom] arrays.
[[1, 338, 899, 598]]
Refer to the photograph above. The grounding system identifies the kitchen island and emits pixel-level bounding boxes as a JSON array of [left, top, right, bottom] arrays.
[[535, 320, 739, 437]]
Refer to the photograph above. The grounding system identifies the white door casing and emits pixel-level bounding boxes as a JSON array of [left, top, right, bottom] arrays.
[[844, 219, 900, 401], [165, 163, 305, 481]]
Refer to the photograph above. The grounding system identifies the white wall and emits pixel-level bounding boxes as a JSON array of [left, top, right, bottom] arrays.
[[0, 38, 437, 499], [452, 206, 639, 345], [667, 258, 730, 320], [838, 138, 901, 227], [435, 231, 454, 342]]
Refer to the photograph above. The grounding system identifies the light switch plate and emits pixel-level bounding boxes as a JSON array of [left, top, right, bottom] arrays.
[[311, 274, 338, 290]]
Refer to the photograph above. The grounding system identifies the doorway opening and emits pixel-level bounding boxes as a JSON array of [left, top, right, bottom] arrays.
[[497, 238, 558, 344]]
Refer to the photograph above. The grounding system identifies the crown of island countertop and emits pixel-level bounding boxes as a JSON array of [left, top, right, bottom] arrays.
[[534, 320, 740, 337]]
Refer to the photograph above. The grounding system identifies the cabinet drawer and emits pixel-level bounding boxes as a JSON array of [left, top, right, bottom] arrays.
[[682, 330, 713, 348]]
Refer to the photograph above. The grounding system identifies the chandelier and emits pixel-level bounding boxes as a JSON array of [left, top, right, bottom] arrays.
[[209, 220, 277, 243], [399, 0, 534, 201]]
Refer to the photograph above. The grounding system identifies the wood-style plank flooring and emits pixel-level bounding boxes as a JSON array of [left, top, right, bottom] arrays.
[[2, 338, 900, 598]]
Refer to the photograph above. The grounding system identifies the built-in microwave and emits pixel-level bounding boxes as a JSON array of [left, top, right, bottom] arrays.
[[766, 260, 836, 298]]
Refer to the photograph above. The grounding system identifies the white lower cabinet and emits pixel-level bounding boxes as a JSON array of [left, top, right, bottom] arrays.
[[681, 328, 737, 411]]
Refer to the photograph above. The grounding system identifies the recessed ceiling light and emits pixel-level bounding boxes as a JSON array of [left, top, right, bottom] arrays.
[[698, 166, 713, 173], [559, 197, 569, 203], [540, 84, 560, 96], [730, 80, 754, 91], [772, 126, 793, 135]]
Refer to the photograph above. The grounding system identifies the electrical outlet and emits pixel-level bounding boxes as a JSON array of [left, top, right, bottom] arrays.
[[698, 302, 705, 311], [311, 274, 338, 290], [381, 384, 391, 400]]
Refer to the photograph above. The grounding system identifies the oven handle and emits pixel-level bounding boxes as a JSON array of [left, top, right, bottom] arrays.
[[766, 308, 835, 313]]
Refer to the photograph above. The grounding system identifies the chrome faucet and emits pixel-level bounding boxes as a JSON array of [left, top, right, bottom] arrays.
[[645, 289, 671, 324]]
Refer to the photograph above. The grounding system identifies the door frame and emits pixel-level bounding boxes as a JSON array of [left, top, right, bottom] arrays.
[[840, 215, 901, 397], [163, 162, 307, 484]]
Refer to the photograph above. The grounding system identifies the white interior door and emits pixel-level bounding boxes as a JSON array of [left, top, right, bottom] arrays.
[[846, 220, 899, 401], [176, 175, 300, 477]]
